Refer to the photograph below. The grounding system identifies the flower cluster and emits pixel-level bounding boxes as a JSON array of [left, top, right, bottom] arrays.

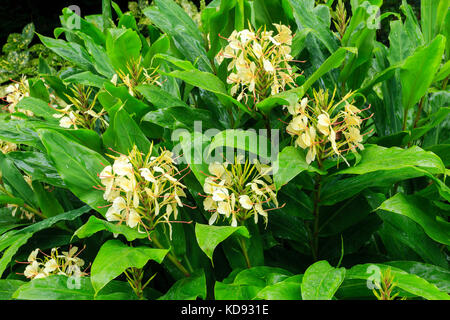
[[1, 172, 35, 220], [98, 145, 188, 236], [23, 246, 87, 280], [112, 56, 161, 98], [52, 85, 107, 130], [217, 24, 298, 103], [2, 76, 33, 116], [7, 203, 35, 221], [202, 158, 279, 227], [285, 89, 371, 165], [0, 140, 17, 154]]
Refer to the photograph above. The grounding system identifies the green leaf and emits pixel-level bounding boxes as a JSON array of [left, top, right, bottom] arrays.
[[385, 261, 450, 293], [7, 151, 65, 188], [0, 195, 24, 207], [301, 260, 345, 300], [104, 106, 151, 154], [103, 83, 150, 119], [105, 28, 141, 73], [207, 129, 272, 161], [0, 233, 33, 278], [214, 280, 261, 300], [7, 206, 90, 238], [136, 84, 189, 109], [195, 223, 250, 262], [256, 275, 303, 300], [63, 71, 107, 88], [38, 129, 109, 216], [421, 0, 448, 45], [91, 240, 168, 294], [401, 35, 446, 113], [0, 205, 90, 277], [302, 47, 357, 91], [377, 207, 448, 268], [60, 9, 105, 46], [215, 266, 293, 300], [73, 216, 148, 242], [32, 180, 64, 218], [337, 145, 445, 176], [0, 118, 44, 150], [0, 280, 25, 300], [82, 34, 115, 78], [435, 59, 450, 82], [0, 152, 37, 207], [142, 106, 214, 131], [15, 97, 58, 123], [161, 69, 254, 117], [159, 270, 206, 300], [346, 263, 449, 300], [409, 107, 450, 142], [321, 167, 426, 206], [378, 194, 450, 246], [288, 0, 338, 54], [12, 275, 137, 300], [143, 0, 211, 73], [274, 146, 326, 190], [28, 78, 50, 103], [178, 131, 211, 186], [38, 34, 96, 72]]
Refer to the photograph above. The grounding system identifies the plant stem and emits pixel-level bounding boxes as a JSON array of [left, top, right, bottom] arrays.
[[151, 234, 191, 277], [236, 0, 245, 30], [0, 184, 45, 220], [264, 114, 272, 141], [183, 254, 195, 274], [238, 236, 252, 268], [126, 268, 145, 300], [412, 97, 425, 130], [311, 171, 323, 261], [402, 106, 408, 131]]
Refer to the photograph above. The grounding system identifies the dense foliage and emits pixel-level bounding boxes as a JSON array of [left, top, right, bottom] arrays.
[[0, 0, 449, 300]]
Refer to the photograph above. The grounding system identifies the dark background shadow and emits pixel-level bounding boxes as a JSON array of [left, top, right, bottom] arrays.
[[0, 0, 210, 44], [1, 0, 419, 47]]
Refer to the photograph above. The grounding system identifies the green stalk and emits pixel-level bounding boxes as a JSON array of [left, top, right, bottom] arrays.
[[125, 268, 143, 300], [151, 234, 191, 277], [0, 185, 45, 220], [236, 0, 245, 31], [311, 169, 323, 261], [238, 236, 252, 268], [412, 97, 425, 130]]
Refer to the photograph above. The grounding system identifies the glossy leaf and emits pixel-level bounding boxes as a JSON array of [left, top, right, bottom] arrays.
[[0, 280, 25, 300], [142, 106, 214, 131], [38, 129, 109, 216], [91, 240, 168, 294], [105, 28, 141, 73], [337, 145, 445, 175], [73, 216, 148, 242], [159, 270, 206, 300], [208, 129, 272, 161], [301, 260, 345, 300], [401, 35, 446, 113], [195, 223, 250, 262], [12, 275, 137, 300], [274, 146, 326, 190], [256, 275, 302, 300], [378, 194, 450, 245], [346, 263, 449, 300], [215, 266, 293, 300]]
